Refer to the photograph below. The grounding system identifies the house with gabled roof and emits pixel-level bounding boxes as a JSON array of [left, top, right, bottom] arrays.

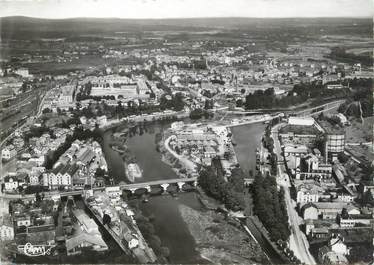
[[42, 163, 80, 189], [65, 232, 108, 256]]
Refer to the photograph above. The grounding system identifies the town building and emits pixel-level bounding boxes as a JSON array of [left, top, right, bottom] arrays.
[[339, 213, 374, 228], [73, 209, 100, 235], [1, 147, 17, 161], [318, 245, 348, 265], [42, 163, 75, 189], [0, 215, 14, 241], [66, 232, 108, 255], [284, 144, 308, 176], [299, 154, 332, 180], [15, 215, 31, 228], [301, 202, 357, 220], [4, 175, 25, 192], [26, 224, 56, 245], [14, 68, 32, 78], [288, 116, 315, 126], [296, 182, 327, 203]]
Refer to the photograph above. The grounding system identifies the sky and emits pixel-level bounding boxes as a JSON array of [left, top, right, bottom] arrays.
[[0, 0, 373, 19]]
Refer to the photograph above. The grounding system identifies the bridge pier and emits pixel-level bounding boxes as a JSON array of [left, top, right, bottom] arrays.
[[177, 182, 185, 191], [160, 184, 169, 193]]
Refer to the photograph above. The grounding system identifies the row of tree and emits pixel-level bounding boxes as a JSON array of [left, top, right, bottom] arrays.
[[76, 94, 116, 101], [244, 80, 349, 110], [198, 157, 245, 211], [23, 125, 54, 143], [189, 108, 213, 120], [327, 47, 373, 67], [159, 93, 185, 111], [252, 173, 291, 242]]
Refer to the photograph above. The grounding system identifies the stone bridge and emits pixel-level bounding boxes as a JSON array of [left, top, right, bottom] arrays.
[[118, 177, 198, 194], [89, 177, 198, 194]]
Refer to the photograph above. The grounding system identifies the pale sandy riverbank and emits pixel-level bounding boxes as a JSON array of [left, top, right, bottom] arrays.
[[178, 204, 268, 264]]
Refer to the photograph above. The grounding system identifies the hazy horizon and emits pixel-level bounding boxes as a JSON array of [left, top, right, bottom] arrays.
[[0, 0, 372, 19], [0, 15, 372, 20]]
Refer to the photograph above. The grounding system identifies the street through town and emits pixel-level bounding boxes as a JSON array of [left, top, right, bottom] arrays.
[[272, 123, 316, 265]]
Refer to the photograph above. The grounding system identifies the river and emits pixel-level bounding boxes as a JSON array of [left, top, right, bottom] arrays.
[[102, 123, 207, 263], [232, 123, 285, 264], [101, 121, 269, 264], [231, 123, 266, 175]]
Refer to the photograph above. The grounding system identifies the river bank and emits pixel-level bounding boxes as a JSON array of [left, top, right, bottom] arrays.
[[178, 204, 268, 264]]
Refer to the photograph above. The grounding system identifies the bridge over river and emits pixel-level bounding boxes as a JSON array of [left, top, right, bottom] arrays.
[[109, 177, 198, 193]]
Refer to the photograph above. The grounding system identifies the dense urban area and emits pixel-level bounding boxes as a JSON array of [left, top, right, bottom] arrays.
[[0, 16, 373, 265]]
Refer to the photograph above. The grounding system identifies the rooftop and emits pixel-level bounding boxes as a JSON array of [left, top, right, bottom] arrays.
[[73, 209, 99, 233], [324, 252, 348, 264], [329, 227, 373, 243], [65, 232, 108, 251], [51, 163, 79, 176], [279, 124, 320, 135], [0, 215, 13, 227], [284, 144, 309, 154]]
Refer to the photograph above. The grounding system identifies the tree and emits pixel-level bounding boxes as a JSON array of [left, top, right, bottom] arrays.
[[103, 213, 111, 226], [223, 151, 231, 160], [35, 192, 42, 205], [252, 173, 290, 242], [21, 82, 28, 93], [198, 163, 244, 211], [67, 198, 74, 208], [160, 246, 170, 258], [95, 168, 106, 179], [42, 108, 52, 114], [34, 219, 46, 226], [41, 200, 55, 214], [338, 102, 348, 114], [236, 99, 243, 108], [173, 93, 185, 111], [189, 108, 204, 120], [230, 168, 245, 193], [17, 185, 24, 193], [348, 246, 373, 263], [362, 190, 374, 205]]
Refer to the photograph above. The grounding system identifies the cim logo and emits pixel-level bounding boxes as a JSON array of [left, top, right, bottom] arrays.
[[17, 242, 55, 257]]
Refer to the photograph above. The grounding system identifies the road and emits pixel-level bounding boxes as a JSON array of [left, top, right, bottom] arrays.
[[271, 123, 316, 265]]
